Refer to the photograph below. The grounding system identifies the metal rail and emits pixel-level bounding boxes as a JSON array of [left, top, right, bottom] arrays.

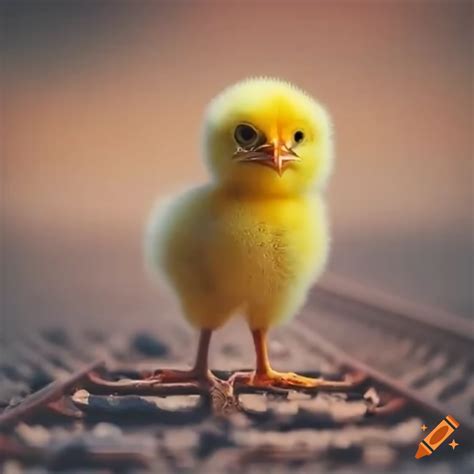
[[295, 276, 473, 433], [0, 360, 104, 430]]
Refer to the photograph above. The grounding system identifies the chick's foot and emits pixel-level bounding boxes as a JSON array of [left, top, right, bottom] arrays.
[[84, 367, 222, 396], [148, 368, 212, 384], [229, 369, 353, 391]]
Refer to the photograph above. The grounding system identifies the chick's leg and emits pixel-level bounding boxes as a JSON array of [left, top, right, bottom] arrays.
[[231, 329, 352, 390], [150, 329, 214, 384], [86, 329, 217, 394]]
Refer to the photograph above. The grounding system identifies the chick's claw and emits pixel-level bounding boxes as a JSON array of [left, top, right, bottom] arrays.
[[230, 369, 353, 392]]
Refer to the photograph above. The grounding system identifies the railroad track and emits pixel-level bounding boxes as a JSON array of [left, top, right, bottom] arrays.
[[298, 276, 473, 433], [0, 277, 472, 473]]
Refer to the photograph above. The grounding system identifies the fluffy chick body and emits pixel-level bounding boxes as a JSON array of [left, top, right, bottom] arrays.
[[146, 78, 332, 332], [149, 185, 328, 330]]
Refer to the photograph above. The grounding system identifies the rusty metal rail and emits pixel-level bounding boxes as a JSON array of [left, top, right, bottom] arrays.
[[297, 277, 473, 432]]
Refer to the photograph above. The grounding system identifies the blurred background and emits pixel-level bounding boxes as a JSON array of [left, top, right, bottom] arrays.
[[1, 0, 472, 341]]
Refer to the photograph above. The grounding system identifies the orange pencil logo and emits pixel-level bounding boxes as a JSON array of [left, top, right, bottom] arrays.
[[415, 415, 460, 459]]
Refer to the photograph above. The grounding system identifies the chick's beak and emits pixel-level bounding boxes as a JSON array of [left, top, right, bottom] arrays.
[[233, 138, 300, 176], [269, 139, 285, 176]]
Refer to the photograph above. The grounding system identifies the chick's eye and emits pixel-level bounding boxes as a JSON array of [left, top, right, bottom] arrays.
[[234, 124, 259, 148], [294, 130, 304, 144]]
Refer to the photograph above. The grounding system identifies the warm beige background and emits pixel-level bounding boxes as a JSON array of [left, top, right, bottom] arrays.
[[2, 1, 472, 337]]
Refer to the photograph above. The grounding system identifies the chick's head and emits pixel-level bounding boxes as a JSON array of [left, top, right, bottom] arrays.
[[203, 78, 333, 196]]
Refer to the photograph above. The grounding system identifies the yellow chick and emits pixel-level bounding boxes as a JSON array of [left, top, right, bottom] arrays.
[[146, 77, 342, 390]]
